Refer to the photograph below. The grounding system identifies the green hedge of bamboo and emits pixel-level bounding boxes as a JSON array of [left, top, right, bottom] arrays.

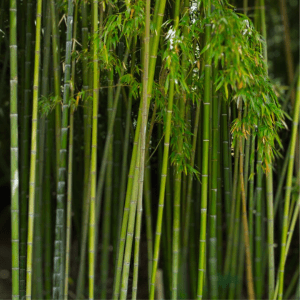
[[4, 0, 300, 299]]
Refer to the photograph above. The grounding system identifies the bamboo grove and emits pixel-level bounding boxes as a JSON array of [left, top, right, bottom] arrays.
[[3, 0, 299, 299]]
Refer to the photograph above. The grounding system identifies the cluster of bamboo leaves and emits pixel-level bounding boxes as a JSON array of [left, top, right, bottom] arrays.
[[6, 0, 300, 299]]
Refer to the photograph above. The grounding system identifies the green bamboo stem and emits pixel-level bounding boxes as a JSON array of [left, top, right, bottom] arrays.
[[76, 2, 91, 297], [20, 1, 33, 296], [131, 3, 151, 297], [64, 106, 74, 300], [228, 182, 242, 299], [114, 43, 137, 283], [52, 1, 74, 298], [274, 142, 290, 216], [209, 72, 219, 300], [228, 179, 241, 300], [284, 266, 299, 300], [144, 103, 155, 290], [222, 142, 240, 295], [44, 115, 53, 299], [248, 134, 255, 261], [216, 105, 223, 285], [9, 0, 19, 298], [183, 100, 201, 249], [113, 0, 168, 295], [165, 163, 173, 294], [149, 67, 175, 300], [197, 6, 211, 297], [266, 150, 275, 299], [34, 4, 52, 297], [93, 42, 132, 287], [236, 225, 245, 299], [33, 129, 43, 299], [277, 76, 300, 298], [221, 100, 231, 227], [50, 0, 61, 182], [119, 146, 141, 300], [112, 80, 122, 268], [116, 38, 136, 241], [286, 192, 300, 254], [88, 0, 99, 298], [171, 2, 184, 299], [26, 0, 43, 298], [273, 192, 300, 300], [64, 2, 78, 297], [143, 156, 153, 290], [100, 52, 114, 300], [255, 151, 263, 299], [238, 100, 255, 300], [95, 40, 131, 226]]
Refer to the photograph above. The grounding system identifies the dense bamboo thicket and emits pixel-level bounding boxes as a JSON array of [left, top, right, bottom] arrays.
[[1, 0, 299, 299]]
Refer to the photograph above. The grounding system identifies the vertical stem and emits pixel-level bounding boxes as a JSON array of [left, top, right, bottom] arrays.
[[89, 1, 99, 298], [266, 149, 275, 299], [238, 100, 255, 300], [149, 68, 175, 300], [64, 2, 78, 298], [255, 152, 263, 299], [221, 100, 231, 227], [100, 39, 114, 300], [52, 1, 74, 298], [171, 1, 183, 299], [44, 114, 54, 299], [131, 1, 151, 297], [10, 0, 19, 298], [26, 0, 43, 298], [197, 5, 211, 297], [76, 2, 90, 297], [20, 2, 33, 296], [277, 76, 300, 300], [50, 0, 61, 181], [209, 66, 218, 299]]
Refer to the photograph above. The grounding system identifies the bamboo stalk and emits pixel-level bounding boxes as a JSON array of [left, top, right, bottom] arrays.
[[119, 145, 141, 300], [197, 4, 211, 297], [9, 0, 19, 298], [238, 100, 255, 300], [112, 0, 168, 292], [88, 1, 99, 298], [76, 2, 91, 297], [266, 150, 275, 299], [100, 37, 114, 300], [171, 2, 184, 299], [52, 1, 74, 298], [20, 1, 33, 296], [26, 1, 43, 298], [44, 114, 54, 299], [131, 2, 151, 298], [64, 2, 78, 298], [209, 69, 219, 300], [277, 75, 300, 298], [50, 0, 61, 182], [149, 67, 175, 300]]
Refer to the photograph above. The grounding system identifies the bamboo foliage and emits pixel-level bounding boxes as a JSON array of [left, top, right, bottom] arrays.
[[52, 1, 74, 298]]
